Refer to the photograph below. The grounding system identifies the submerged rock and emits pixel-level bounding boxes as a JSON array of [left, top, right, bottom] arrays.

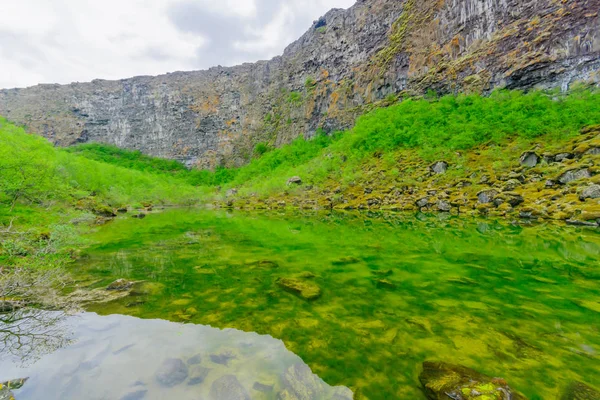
[[375, 278, 397, 289], [188, 366, 211, 386], [155, 358, 188, 387], [107, 279, 135, 291], [210, 351, 237, 366], [131, 213, 146, 219], [187, 354, 202, 365], [119, 390, 147, 400], [277, 277, 322, 301], [560, 381, 600, 400], [419, 361, 525, 400], [279, 363, 326, 400], [331, 257, 360, 266], [210, 375, 250, 400], [253, 382, 274, 393]]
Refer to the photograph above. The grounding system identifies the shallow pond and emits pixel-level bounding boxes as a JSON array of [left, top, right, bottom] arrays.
[[5, 209, 600, 399], [0, 311, 348, 399]]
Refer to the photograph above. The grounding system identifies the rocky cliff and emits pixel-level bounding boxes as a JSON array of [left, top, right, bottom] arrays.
[[1, 0, 599, 167]]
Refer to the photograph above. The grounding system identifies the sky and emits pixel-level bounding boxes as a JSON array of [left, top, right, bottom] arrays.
[[0, 0, 355, 89]]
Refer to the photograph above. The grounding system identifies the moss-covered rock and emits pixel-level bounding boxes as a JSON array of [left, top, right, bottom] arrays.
[[276, 277, 322, 301], [419, 361, 526, 400], [560, 381, 600, 400]]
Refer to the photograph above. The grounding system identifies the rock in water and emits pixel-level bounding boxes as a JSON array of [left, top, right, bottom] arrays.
[[155, 358, 188, 387], [188, 366, 211, 386], [277, 278, 322, 301], [520, 151, 539, 167], [106, 279, 134, 291], [431, 161, 449, 175], [209, 375, 250, 400], [278, 363, 326, 400], [560, 381, 600, 400], [419, 361, 526, 400]]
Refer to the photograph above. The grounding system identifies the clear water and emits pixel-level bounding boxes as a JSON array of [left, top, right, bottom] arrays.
[[0, 310, 348, 399], [7, 209, 600, 399]]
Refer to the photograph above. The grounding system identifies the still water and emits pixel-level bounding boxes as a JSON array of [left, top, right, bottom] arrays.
[[3, 209, 600, 399], [0, 311, 349, 399]]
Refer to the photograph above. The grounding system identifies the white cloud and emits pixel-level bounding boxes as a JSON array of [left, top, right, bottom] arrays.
[[0, 0, 355, 89]]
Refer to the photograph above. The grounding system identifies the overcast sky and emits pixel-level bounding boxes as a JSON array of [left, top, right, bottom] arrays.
[[0, 0, 355, 89]]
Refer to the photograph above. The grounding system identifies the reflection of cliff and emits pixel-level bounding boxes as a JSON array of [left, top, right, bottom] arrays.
[[1, 0, 599, 168], [0, 312, 353, 400]]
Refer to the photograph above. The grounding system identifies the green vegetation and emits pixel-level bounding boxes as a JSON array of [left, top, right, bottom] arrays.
[[287, 91, 303, 105], [0, 118, 204, 306], [75, 208, 600, 399], [178, 88, 600, 195]]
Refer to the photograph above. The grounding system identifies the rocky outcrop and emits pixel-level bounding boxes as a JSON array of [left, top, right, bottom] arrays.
[[1, 0, 599, 168], [419, 361, 526, 400]]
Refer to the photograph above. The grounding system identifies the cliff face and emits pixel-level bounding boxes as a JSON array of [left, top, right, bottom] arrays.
[[1, 0, 599, 167]]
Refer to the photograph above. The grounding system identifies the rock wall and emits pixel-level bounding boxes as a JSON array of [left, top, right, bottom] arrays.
[[1, 0, 599, 167]]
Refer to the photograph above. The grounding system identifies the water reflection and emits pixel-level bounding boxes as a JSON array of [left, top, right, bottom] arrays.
[[0, 309, 72, 366], [0, 311, 352, 400]]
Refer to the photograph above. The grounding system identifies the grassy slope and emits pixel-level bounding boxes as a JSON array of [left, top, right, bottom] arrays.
[[65, 89, 600, 199], [0, 118, 205, 288]]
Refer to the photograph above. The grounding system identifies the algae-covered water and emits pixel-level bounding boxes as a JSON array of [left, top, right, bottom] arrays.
[[69, 209, 599, 399]]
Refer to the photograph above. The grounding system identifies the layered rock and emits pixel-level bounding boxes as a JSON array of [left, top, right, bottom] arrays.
[[1, 0, 599, 167]]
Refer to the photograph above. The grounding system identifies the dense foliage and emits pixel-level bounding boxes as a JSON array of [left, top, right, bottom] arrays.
[[0, 118, 202, 210]]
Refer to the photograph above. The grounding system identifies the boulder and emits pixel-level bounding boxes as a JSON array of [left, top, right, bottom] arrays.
[[477, 189, 498, 204], [187, 354, 202, 365], [131, 213, 146, 219], [580, 184, 600, 200], [558, 168, 592, 184], [278, 363, 326, 400], [287, 176, 302, 186], [277, 278, 322, 301], [0, 300, 26, 313], [188, 366, 211, 385], [226, 188, 238, 197], [253, 382, 274, 393], [431, 161, 449, 175], [419, 361, 526, 400], [210, 351, 237, 366], [566, 219, 599, 227], [155, 358, 188, 387], [519, 151, 539, 167], [555, 153, 574, 162], [210, 375, 250, 400], [560, 381, 600, 400], [119, 390, 147, 400], [416, 197, 430, 208], [437, 201, 451, 212], [106, 279, 135, 291], [586, 147, 600, 155]]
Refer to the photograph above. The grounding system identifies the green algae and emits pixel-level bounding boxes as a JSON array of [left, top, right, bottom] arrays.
[[70, 209, 600, 399]]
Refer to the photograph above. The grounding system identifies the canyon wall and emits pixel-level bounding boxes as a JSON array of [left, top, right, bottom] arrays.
[[1, 0, 599, 167]]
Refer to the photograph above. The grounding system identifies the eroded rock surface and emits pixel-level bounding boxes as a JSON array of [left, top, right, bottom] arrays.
[[419, 361, 526, 400], [1, 0, 598, 167]]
